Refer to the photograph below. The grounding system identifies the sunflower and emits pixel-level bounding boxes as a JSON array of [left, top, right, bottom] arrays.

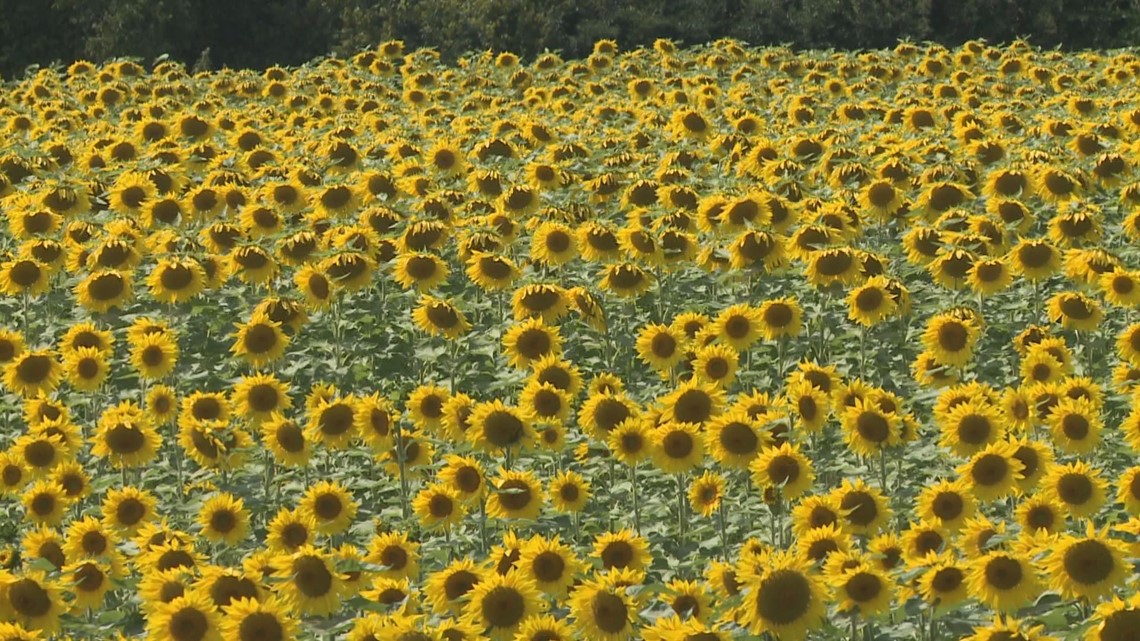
[[298, 481, 357, 535], [393, 251, 450, 292], [831, 563, 894, 619], [260, 414, 310, 468], [691, 343, 739, 388], [231, 313, 288, 368], [567, 574, 636, 640], [599, 262, 653, 298], [917, 479, 976, 533], [484, 468, 542, 521], [740, 551, 829, 641], [1042, 459, 1107, 518], [271, 545, 345, 616], [593, 529, 652, 572], [3, 351, 61, 398], [687, 471, 726, 518], [922, 313, 979, 368], [101, 485, 157, 536], [147, 591, 222, 641], [757, 297, 803, 340], [219, 597, 297, 641], [1088, 593, 1140, 641], [784, 379, 830, 433], [847, 276, 897, 327], [130, 331, 179, 380], [916, 553, 969, 611], [840, 398, 901, 457], [1044, 523, 1130, 601], [411, 295, 471, 340], [90, 402, 161, 469], [712, 304, 760, 351], [578, 391, 639, 440], [411, 483, 465, 532], [967, 550, 1042, 612], [59, 346, 107, 392], [58, 322, 112, 356], [293, 266, 336, 311], [531, 221, 578, 266], [635, 323, 687, 373], [706, 411, 769, 470], [265, 508, 316, 554], [751, 442, 815, 501], [1100, 269, 1140, 308], [466, 252, 520, 292], [1047, 397, 1101, 454], [1015, 494, 1067, 537], [467, 400, 534, 455], [0, 570, 64, 635], [651, 421, 705, 475], [365, 530, 420, 582], [0, 259, 50, 297], [958, 440, 1025, 502], [502, 318, 562, 369], [1009, 239, 1061, 280], [936, 399, 1004, 457], [425, 558, 485, 615], [464, 571, 544, 639], [516, 535, 581, 599], [830, 479, 892, 536]]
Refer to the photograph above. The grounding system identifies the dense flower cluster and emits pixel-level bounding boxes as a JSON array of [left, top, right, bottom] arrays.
[[0, 37, 1139, 640]]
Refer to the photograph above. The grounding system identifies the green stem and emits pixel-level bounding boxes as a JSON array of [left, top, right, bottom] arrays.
[[631, 462, 641, 535]]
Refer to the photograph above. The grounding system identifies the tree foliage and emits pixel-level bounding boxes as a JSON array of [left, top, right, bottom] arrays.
[[1, 0, 1138, 78]]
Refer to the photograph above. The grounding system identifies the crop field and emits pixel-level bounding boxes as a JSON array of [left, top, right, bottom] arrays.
[[1, 37, 1139, 640]]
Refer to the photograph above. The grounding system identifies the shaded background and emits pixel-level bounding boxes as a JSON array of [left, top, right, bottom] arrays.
[[2, 0, 1139, 77]]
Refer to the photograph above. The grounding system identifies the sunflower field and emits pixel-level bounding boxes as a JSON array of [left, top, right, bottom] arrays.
[[3, 36, 1140, 641]]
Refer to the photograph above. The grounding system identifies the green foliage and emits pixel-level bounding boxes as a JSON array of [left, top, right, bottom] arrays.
[[1, 0, 1139, 78]]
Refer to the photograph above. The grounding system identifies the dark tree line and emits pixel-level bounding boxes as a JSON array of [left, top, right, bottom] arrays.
[[2, 0, 1139, 77]]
